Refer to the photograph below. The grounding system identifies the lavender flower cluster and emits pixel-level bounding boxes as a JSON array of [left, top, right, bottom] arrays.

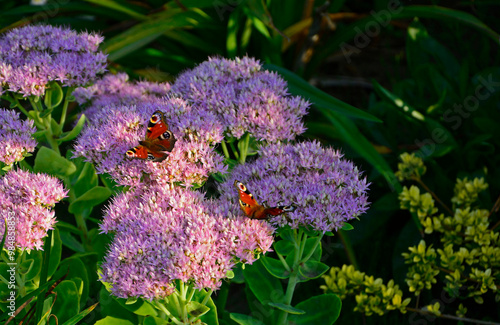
[[0, 25, 107, 97], [217, 141, 370, 232], [74, 55, 370, 298], [0, 169, 67, 250], [0, 23, 371, 301], [73, 72, 171, 121], [0, 108, 36, 165], [73, 97, 226, 187], [100, 184, 273, 299], [173, 56, 309, 142]]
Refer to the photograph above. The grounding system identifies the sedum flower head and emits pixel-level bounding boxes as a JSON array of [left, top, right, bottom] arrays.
[[217, 141, 370, 232], [0, 108, 36, 165], [74, 97, 226, 187], [0, 169, 67, 250], [172, 56, 309, 142], [73, 72, 171, 120], [0, 24, 107, 96], [100, 184, 274, 300]]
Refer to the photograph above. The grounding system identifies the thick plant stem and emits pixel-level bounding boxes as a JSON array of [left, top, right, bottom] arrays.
[[238, 133, 250, 164], [276, 273, 300, 324], [276, 251, 291, 272], [44, 127, 61, 155], [221, 141, 230, 160], [179, 282, 187, 321], [155, 300, 183, 325], [9, 94, 44, 128], [276, 230, 325, 325], [229, 141, 239, 160], [188, 288, 213, 323], [27, 95, 61, 154], [170, 292, 184, 323], [276, 229, 303, 325], [58, 87, 74, 132], [301, 233, 324, 263], [201, 289, 213, 305]]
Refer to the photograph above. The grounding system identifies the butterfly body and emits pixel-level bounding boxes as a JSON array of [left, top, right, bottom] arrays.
[[126, 111, 176, 162], [234, 180, 296, 220]]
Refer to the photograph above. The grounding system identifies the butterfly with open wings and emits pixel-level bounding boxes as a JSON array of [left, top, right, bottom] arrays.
[[126, 110, 176, 162], [234, 180, 296, 220]]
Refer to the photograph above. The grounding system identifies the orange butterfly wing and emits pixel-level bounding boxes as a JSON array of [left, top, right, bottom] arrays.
[[126, 111, 176, 162], [126, 145, 149, 160], [262, 206, 296, 216], [234, 180, 296, 220]]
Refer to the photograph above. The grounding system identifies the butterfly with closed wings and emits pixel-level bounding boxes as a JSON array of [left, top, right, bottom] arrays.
[[234, 180, 296, 220], [126, 110, 176, 162]]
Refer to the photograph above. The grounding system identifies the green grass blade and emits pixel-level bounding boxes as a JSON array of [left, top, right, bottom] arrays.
[[265, 64, 382, 122]]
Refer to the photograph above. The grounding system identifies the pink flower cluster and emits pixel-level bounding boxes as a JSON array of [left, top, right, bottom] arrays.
[[172, 56, 309, 142], [74, 98, 226, 187], [0, 24, 371, 302], [0, 169, 67, 250], [0, 24, 107, 96], [73, 72, 171, 120], [217, 141, 370, 232], [100, 184, 273, 299], [0, 108, 36, 165]]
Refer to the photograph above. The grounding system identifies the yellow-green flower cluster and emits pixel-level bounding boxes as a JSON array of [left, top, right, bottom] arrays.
[[395, 152, 426, 181], [451, 177, 488, 207], [402, 240, 440, 295], [323, 153, 500, 320], [425, 302, 441, 316], [399, 186, 438, 220], [399, 180, 495, 247], [397, 153, 500, 305], [321, 265, 411, 316]]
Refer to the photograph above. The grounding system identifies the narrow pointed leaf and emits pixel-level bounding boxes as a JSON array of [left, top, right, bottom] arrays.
[[61, 303, 99, 325], [265, 64, 382, 122]]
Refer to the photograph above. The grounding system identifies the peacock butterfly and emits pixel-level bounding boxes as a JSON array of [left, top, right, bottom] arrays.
[[126, 110, 176, 162], [234, 180, 296, 220]]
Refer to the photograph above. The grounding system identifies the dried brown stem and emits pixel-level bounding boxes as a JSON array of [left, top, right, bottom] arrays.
[[412, 176, 454, 216]]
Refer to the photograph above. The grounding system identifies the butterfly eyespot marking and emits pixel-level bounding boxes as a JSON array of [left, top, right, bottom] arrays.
[[234, 180, 296, 220], [150, 113, 161, 124], [160, 131, 172, 140], [126, 111, 176, 162], [235, 181, 247, 192]]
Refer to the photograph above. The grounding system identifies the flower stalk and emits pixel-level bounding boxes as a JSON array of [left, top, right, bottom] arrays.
[[276, 229, 324, 325]]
